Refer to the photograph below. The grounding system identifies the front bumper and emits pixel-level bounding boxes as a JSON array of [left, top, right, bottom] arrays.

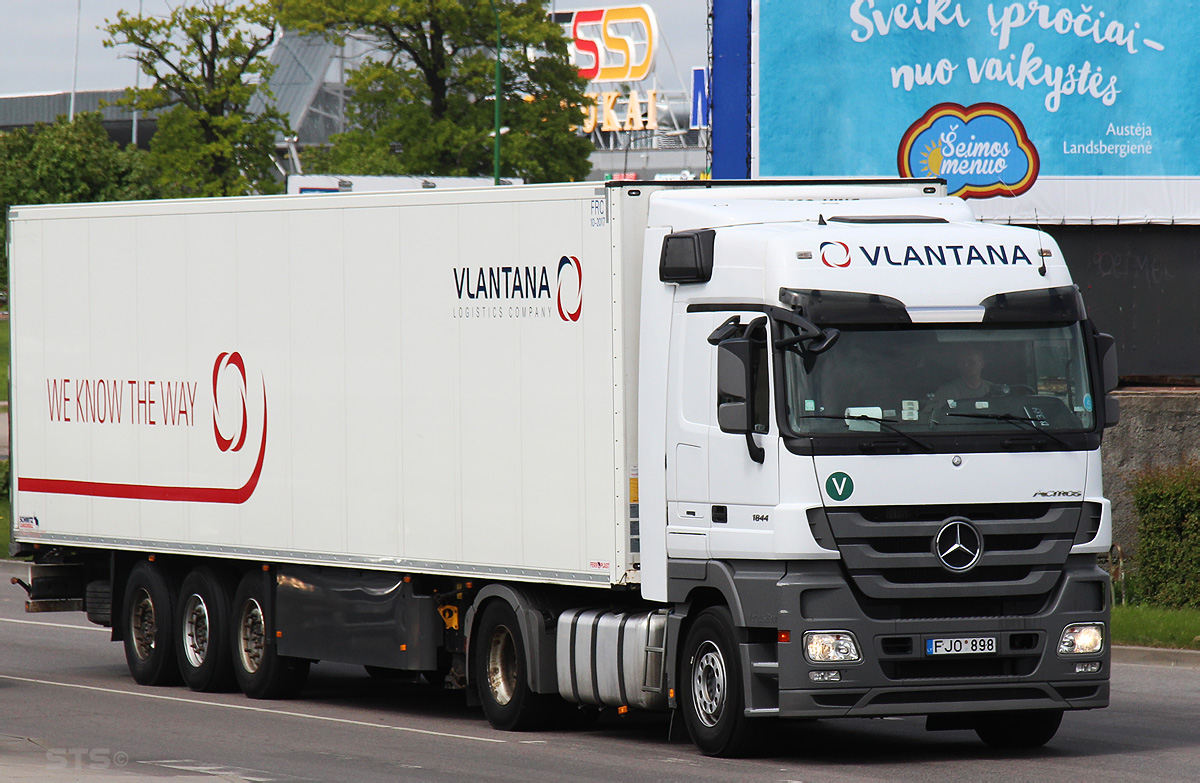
[[764, 557, 1110, 718]]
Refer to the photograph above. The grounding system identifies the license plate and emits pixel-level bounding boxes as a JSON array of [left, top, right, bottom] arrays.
[[926, 636, 997, 655]]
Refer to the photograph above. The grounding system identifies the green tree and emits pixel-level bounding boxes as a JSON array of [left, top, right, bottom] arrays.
[[0, 113, 159, 286], [104, 1, 287, 197], [281, 0, 592, 182]]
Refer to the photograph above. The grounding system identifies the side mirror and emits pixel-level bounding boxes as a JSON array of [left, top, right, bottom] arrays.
[[716, 338, 753, 434], [1098, 333, 1118, 393], [1097, 333, 1120, 428]]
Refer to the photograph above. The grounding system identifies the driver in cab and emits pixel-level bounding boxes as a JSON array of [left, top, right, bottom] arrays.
[[931, 346, 996, 411]]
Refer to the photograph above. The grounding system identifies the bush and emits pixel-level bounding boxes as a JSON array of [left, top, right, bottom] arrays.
[[1130, 460, 1200, 608]]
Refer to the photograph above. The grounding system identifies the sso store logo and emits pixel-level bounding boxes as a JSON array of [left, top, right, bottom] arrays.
[[557, 255, 583, 322], [898, 102, 1039, 199]]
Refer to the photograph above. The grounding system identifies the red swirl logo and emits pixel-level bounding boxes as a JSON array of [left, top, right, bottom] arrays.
[[557, 255, 583, 322], [212, 352, 248, 453], [820, 241, 852, 268]]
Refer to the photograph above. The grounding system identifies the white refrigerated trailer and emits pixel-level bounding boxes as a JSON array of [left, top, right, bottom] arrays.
[[8, 180, 1118, 755]]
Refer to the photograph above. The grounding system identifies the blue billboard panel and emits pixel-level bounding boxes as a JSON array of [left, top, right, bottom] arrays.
[[753, 0, 1183, 207]]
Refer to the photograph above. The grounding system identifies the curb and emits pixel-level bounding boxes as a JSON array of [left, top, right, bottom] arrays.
[[2, 557, 1197, 667], [0, 559, 28, 578], [1111, 644, 1200, 669]]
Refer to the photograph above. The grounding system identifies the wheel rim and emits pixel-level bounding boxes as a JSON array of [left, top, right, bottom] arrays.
[[182, 594, 211, 668], [691, 640, 727, 728], [238, 598, 266, 674], [485, 624, 518, 706], [130, 588, 157, 662]]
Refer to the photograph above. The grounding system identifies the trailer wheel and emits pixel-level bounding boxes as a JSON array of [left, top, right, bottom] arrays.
[[175, 567, 237, 692], [974, 709, 1063, 749], [680, 606, 753, 757], [231, 571, 309, 699], [85, 580, 113, 627], [474, 601, 550, 731], [122, 561, 181, 686]]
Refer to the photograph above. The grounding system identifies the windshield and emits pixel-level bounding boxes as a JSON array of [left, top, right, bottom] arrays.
[[782, 322, 1096, 436]]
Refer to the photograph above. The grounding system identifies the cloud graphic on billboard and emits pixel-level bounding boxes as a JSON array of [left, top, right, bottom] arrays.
[[898, 103, 1039, 200]]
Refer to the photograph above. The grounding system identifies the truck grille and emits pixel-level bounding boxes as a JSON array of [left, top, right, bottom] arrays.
[[825, 503, 1081, 607]]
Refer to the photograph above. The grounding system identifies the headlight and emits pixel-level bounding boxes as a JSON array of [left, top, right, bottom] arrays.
[[1058, 623, 1105, 655], [804, 631, 862, 664]]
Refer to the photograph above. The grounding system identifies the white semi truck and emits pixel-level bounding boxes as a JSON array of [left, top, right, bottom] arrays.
[[8, 180, 1117, 756]]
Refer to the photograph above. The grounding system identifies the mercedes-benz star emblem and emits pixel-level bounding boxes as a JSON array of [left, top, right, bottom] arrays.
[[934, 519, 983, 572]]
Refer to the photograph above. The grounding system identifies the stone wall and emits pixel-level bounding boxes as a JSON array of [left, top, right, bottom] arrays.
[[1101, 389, 1200, 559]]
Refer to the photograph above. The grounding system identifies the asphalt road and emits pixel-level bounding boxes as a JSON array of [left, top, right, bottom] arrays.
[[0, 574, 1197, 782]]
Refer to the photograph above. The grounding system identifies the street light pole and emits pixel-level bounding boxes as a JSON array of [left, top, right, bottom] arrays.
[[69, 0, 82, 121], [488, 0, 501, 185]]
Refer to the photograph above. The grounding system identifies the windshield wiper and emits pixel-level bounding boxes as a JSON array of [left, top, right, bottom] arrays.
[[945, 412, 1072, 448], [793, 414, 934, 452]]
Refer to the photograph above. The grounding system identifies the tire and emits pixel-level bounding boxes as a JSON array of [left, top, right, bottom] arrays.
[[474, 600, 552, 731], [679, 606, 753, 757], [85, 580, 113, 627], [122, 560, 181, 686], [231, 571, 310, 699], [974, 710, 1063, 749], [175, 567, 237, 693]]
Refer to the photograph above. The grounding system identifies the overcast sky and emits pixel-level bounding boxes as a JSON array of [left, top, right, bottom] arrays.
[[0, 1, 705, 96], [0, 1, 176, 95]]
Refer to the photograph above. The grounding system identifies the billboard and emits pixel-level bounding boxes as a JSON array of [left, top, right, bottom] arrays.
[[726, 0, 1193, 222]]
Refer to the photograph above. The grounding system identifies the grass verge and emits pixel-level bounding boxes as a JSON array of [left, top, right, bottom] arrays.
[[1111, 604, 1200, 651]]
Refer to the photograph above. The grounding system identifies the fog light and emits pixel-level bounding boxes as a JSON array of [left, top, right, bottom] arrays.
[[804, 631, 862, 664], [1075, 661, 1102, 674], [809, 670, 841, 682], [1058, 623, 1104, 655]]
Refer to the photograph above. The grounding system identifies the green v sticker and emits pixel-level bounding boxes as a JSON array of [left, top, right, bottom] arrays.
[[825, 472, 854, 501]]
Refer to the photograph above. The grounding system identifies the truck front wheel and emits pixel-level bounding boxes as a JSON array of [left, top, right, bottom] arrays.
[[680, 606, 753, 757], [175, 567, 237, 692], [474, 601, 550, 731], [230, 571, 309, 699], [975, 709, 1063, 749], [122, 560, 181, 686]]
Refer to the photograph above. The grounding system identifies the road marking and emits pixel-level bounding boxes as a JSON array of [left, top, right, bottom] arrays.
[[0, 617, 109, 633], [139, 761, 289, 782], [0, 674, 507, 744]]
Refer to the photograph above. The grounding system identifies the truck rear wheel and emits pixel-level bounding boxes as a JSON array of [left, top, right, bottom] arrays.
[[974, 709, 1063, 749], [123, 560, 180, 686], [231, 571, 309, 699], [175, 567, 237, 692], [474, 601, 551, 731], [680, 606, 753, 757]]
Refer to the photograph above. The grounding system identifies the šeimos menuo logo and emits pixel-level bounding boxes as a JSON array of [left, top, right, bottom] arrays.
[[898, 102, 1039, 199]]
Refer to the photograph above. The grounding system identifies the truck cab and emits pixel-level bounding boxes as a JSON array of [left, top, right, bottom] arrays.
[[636, 185, 1116, 754]]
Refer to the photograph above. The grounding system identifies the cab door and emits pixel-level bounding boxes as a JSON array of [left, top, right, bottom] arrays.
[[705, 313, 780, 557]]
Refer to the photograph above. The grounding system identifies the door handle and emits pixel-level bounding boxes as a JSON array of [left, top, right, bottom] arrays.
[[712, 505, 728, 524]]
